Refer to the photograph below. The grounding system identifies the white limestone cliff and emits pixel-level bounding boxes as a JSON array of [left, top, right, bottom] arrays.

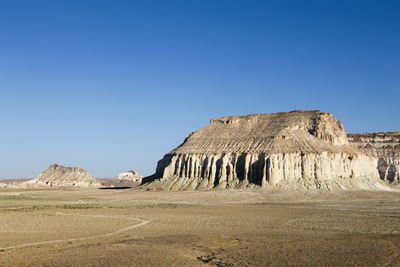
[[348, 132, 400, 185], [101, 170, 142, 187], [143, 111, 389, 191], [116, 170, 142, 181]]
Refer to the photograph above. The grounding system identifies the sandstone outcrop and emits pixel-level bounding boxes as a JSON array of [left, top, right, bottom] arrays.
[[116, 170, 142, 181], [0, 179, 29, 188], [348, 132, 400, 185], [102, 170, 142, 187], [142, 110, 389, 191], [24, 164, 101, 188]]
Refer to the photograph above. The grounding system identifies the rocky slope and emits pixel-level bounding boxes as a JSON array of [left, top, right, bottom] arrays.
[[24, 164, 101, 188], [143, 110, 388, 191], [348, 132, 400, 185]]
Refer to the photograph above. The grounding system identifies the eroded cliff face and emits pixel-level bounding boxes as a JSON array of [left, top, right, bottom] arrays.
[[144, 111, 387, 191], [348, 132, 400, 185], [24, 164, 100, 188]]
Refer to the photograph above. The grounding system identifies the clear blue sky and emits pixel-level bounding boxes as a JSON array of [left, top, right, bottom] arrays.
[[0, 0, 399, 179]]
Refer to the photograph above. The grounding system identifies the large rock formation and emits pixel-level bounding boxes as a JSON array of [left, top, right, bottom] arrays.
[[348, 132, 400, 185], [24, 164, 101, 188], [143, 110, 389, 191]]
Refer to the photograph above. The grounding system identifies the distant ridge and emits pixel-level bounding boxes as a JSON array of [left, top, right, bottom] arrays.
[[24, 164, 101, 188]]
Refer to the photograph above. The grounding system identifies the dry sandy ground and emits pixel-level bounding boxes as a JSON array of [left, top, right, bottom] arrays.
[[0, 188, 400, 266]]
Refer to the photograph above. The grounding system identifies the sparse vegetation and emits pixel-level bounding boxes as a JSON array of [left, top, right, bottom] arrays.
[[1, 189, 400, 266], [132, 203, 196, 209], [1, 205, 49, 212], [107, 203, 197, 209], [0, 195, 34, 200], [59, 204, 99, 209]]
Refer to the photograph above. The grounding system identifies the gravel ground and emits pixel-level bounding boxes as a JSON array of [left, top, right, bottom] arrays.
[[0, 188, 400, 266]]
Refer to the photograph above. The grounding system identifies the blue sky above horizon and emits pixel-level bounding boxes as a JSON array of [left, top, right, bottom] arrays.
[[1, 0, 399, 179]]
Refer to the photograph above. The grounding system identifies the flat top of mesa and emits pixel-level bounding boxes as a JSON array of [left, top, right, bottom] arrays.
[[210, 110, 329, 123], [172, 110, 354, 155], [46, 163, 88, 173]]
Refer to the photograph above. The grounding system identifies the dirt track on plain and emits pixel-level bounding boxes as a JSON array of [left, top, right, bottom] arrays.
[[1, 188, 400, 266]]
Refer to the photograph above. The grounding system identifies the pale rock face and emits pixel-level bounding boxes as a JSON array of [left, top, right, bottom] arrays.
[[116, 170, 141, 182], [24, 164, 101, 188], [0, 183, 18, 189], [348, 132, 400, 185], [143, 110, 388, 191], [101, 170, 142, 187]]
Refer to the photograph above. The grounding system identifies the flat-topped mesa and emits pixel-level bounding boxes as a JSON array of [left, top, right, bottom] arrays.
[[144, 110, 387, 191], [348, 132, 400, 185], [24, 164, 101, 188], [208, 110, 348, 147]]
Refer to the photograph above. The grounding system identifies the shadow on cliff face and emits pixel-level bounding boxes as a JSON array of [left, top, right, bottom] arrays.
[[140, 174, 158, 185], [236, 154, 246, 182], [378, 158, 397, 183], [248, 154, 266, 186]]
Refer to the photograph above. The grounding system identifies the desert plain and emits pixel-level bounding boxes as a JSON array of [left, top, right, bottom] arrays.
[[1, 188, 400, 266]]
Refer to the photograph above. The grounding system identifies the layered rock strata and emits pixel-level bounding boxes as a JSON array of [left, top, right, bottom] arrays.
[[24, 164, 101, 188], [348, 132, 400, 185], [143, 110, 388, 191]]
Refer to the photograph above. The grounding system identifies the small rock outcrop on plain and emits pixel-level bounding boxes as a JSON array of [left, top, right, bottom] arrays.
[[143, 110, 388, 191], [102, 170, 142, 187], [348, 132, 400, 185], [116, 170, 142, 181], [0, 179, 28, 189], [24, 164, 101, 188]]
